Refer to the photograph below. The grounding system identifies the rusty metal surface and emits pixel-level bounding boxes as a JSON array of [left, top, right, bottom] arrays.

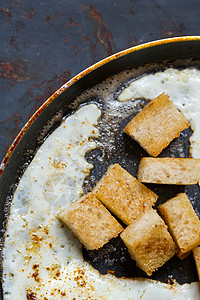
[[1, 0, 200, 163], [1, 35, 199, 176]]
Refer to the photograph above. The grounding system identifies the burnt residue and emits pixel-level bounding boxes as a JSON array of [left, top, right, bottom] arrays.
[[20, 7, 35, 19], [0, 113, 22, 129], [10, 35, 20, 51], [11, 0, 22, 9], [0, 7, 12, 18], [21, 70, 71, 118], [81, 4, 116, 56], [0, 60, 29, 80], [26, 290, 37, 300], [32, 271, 40, 282], [67, 16, 80, 28], [0, 4, 34, 22], [161, 21, 186, 39], [45, 15, 51, 21], [74, 269, 86, 287], [0, 7, 13, 24], [0, 65, 70, 159]]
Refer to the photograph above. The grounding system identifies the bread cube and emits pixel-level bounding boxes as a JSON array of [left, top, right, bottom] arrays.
[[176, 251, 191, 260], [93, 163, 158, 225], [137, 157, 200, 185], [59, 192, 123, 250], [158, 193, 200, 257], [120, 209, 176, 276], [124, 93, 190, 157], [193, 246, 200, 280]]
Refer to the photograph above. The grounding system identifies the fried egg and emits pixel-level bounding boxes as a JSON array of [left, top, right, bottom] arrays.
[[2, 75, 200, 299], [118, 68, 200, 159]]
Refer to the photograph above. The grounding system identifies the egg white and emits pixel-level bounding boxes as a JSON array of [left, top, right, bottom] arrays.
[[118, 68, 200, 159], [2, 100, 200, 299]]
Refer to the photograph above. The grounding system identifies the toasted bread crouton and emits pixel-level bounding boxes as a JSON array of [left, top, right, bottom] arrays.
[[137, 157, 200, 185], [158, 193, 200, 257], [176, 251, 191, 260], [124, 93, 190, 157], [193, 246, 200, 280], [93, 163, 158, 225], [120, 209, 176, 276], [59, 192, 123, 250]]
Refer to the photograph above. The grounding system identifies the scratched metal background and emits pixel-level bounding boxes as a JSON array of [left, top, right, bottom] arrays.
[[1, 0, 200, 163]]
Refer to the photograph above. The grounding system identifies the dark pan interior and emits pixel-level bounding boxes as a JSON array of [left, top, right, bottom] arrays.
[[1, 39, 200, 296], [82, 125, 199, 284]]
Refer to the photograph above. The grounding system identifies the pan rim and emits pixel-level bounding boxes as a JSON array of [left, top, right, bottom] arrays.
[[1, 36, 200, 296], [1, 35, 200, 176]]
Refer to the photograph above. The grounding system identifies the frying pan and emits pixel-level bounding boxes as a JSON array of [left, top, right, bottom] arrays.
[[1, 36, 200, 298]]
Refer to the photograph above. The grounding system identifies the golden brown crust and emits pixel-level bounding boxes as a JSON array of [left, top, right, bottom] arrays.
[[176, 251, 191, 260], [137, 157, 200, 185], [158, 193, 200, 256], [120, 209, 176, 276], [193, 246, 200, 280], [124, 93, 190, 157], [59, 192, 123, 250], [93, 163, 158, 225]]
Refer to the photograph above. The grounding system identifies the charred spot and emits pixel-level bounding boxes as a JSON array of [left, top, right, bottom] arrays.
[[26, 290, 37, 300], [32, 271, 40, 282], [61, 291, 66, 296], [32, 264, 39, 269]]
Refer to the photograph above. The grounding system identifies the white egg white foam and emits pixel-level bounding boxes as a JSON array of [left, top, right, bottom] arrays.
[[2, 80, 200, 298]]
